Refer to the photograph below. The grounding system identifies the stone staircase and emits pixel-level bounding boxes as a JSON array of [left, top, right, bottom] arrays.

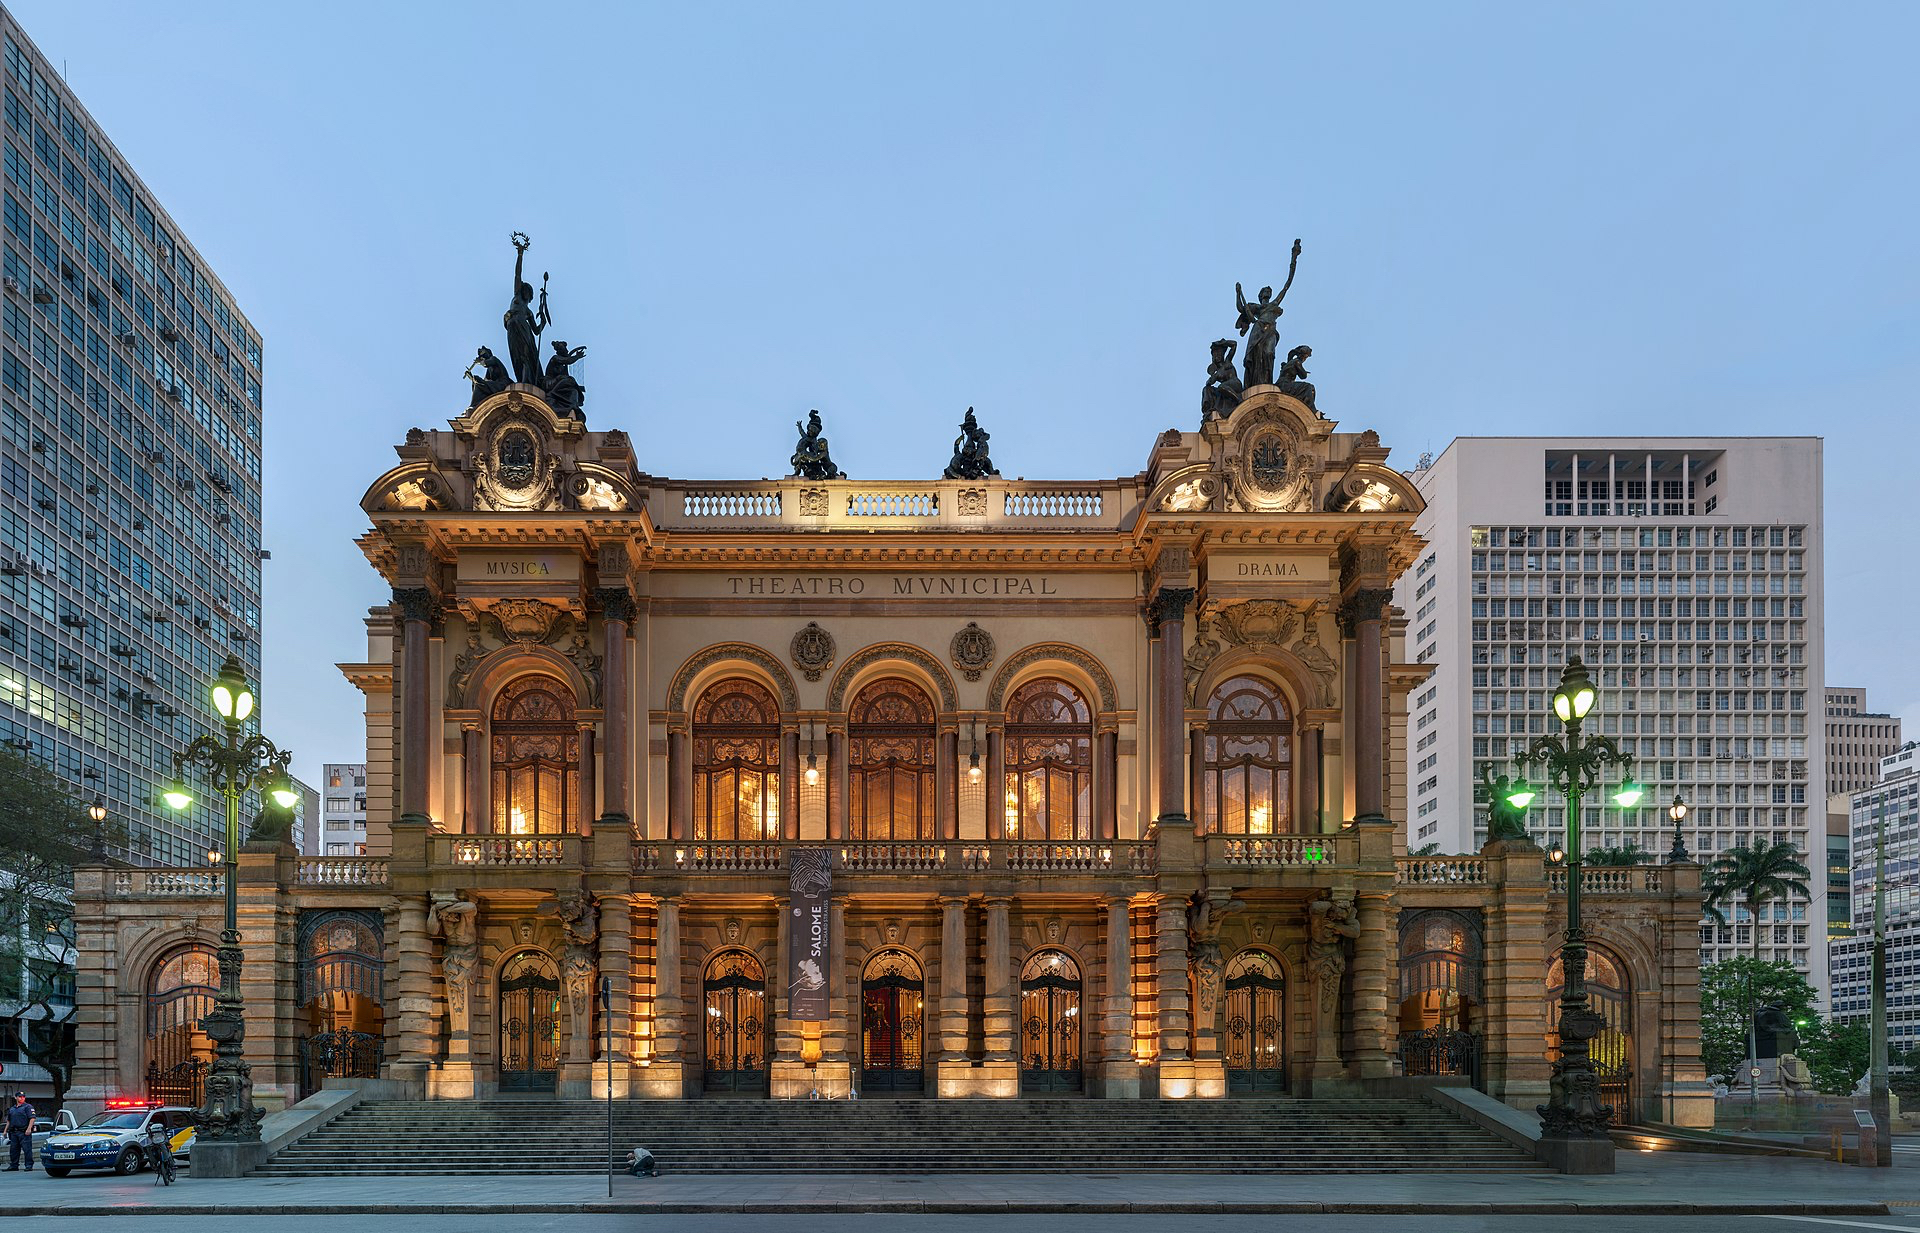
[[254, 1095, 1543, 1176]]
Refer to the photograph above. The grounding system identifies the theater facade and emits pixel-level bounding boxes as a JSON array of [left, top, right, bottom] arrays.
[[69, 346, 1712, 1127]]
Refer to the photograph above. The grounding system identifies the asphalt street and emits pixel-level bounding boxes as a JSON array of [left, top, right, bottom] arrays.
[[6, 1215, 1920, 1233]]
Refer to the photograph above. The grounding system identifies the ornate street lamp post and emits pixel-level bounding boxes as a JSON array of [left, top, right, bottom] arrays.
[[1665, 794, 1690, 864], [161, 655, 298, 1164], [1517, 657, 1640, 1174]]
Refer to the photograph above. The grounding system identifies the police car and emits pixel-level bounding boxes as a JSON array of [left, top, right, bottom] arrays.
[[41, 1101, 195, 1177]]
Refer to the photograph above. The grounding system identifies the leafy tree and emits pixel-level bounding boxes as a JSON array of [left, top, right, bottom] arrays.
[[1797, 1017, 1872, 1095], [1698, 957, 1816, 1083], [1585, 841, 1656, 866], [1408, 841, 1443, 856], [0, 747, 122, 1111]]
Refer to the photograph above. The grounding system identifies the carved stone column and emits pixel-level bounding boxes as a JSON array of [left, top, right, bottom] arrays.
[[827, 896, 850, 1064], [597, 588, 634, 824], [780, 729, 800, 840], [1099, 896, 1138, 1098], [1187, 729, 1207, 833], [1149, 587, 1196, 823], [986, 729, 1005, 840], [982, 896, 1015, 1086], [577, 723, 597, 837], [666, 728, 688, 841], [596, 895, 631, 1097], [1349, 889, 1394, 1079], [1340, 587, 1393, 823], [393, 588, 436, 825], [644, 895, 685, 1098], [1154, 898, 1193, 1094], [828, 729, 848, 841], [937, 729, 958, 841], [462, 723, 485, 834], [1094, 728, 1118, 841], [390, 895, 434, 1092], [939, 896, 970, 1063], [1297, 725, 1322, 835]]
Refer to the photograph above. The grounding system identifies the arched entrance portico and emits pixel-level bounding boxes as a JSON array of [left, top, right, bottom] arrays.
[[145, 946, 216, 1106], [297, 910, 385, 1098], [1396, 909, 1483, 1085], [498, 950, 561, 1092], [1548, 945, 1633, 1123], [861, 950, 925, 1093]]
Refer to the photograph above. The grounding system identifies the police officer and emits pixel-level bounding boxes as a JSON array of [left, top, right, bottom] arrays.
[[4, 1093, 35, 1171]]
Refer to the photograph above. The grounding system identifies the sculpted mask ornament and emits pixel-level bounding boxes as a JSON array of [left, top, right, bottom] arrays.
[[1229, 415, 1315, 512], [950, 622, 995, 682], [1162, 475, 1215, 513], [571, 474, 627, 512], [490, 599, 567, 645], [790, 622, 836, 682]]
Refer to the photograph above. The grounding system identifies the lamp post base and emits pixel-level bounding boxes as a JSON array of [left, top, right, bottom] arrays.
[[1538, 1133, 1615, 1175], [190, 1139, 269, 1178]]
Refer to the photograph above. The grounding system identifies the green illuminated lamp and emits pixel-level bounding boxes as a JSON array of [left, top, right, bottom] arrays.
[[1612, 779, 1644, 809], [211, 655, 255, 723], [268, 770, 300, 810], [161, 779, 195, 811], [1504, 784, 1537, 811]]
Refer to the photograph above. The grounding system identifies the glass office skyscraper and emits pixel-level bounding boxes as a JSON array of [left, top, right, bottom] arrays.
[[0, 8, 265, 867]]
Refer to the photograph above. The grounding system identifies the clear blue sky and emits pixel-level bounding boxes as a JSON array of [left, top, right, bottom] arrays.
[[12, 1, 1917, 787]]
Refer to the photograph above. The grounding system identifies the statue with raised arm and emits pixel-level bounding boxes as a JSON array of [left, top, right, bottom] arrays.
[[942, 407, 998, 479], [503, 232, 551, 385], [464, 346, 511, 408], [542, 340, 588, 418], [1200, 338, 1243, 423], [1235, 238, 1303, 387], [1275, 344, 1318, 411], [790, 409, 846, 479]]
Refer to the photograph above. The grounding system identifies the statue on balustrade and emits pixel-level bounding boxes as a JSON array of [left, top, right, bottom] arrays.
[[1200, 338, 1243, 423], [790, 409, 847, 479], [942, 407, 998, 479], [542, 341, 588, 419], [464, 346, 512, 407], [1234, 238, 1302, 387], [503, 231, 551, 385]]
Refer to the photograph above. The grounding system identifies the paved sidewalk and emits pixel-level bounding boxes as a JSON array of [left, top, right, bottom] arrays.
[[0, 1152, 1911, 1216]]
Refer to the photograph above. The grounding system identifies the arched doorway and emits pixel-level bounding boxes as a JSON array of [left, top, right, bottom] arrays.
[[491, 676, 580, 834], [1396, 909, 1483, 1085], [1224, 950, 1287, 1093], [861, 950, 925, 1093], [297, 911, 385, 1097], [145, 946, 216, 1106], [703, 949, 768, 1093], [1019, 949, 1083, 1093], [1548, 945, 1633, 1124], [497, 950, 561, 1091]]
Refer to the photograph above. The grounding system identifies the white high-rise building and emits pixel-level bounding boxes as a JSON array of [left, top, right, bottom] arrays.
[[1397, 437, 1826, 993], [310, 762, 368, 856]]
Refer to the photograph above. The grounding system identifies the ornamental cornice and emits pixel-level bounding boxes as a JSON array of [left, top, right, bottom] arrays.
[[338, 662, 394, 692]]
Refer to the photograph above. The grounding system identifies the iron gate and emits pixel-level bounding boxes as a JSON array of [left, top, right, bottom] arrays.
[[861, 951, 925, 1092], [703, 950, 768, 1092], [1224, 950, 1287, 1093], [301, 1030, 383, 1093], [1019, 949, 1082, 1093], [1398, 1027, 1481, 1084], [498, 951, 561, 1091]]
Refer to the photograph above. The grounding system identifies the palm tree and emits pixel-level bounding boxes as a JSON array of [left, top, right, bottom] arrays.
[[1703, 839, 1813, 961]]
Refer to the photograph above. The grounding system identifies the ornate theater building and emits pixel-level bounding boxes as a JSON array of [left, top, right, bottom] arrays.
[[69, 261, 1712, 1136]]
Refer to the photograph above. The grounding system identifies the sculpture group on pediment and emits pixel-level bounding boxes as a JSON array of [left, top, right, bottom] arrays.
[[464, 233, 589, 420], [942, 408, 998, 480], [1200, 338, 1244, 423], [791, 410, 846, 480], [1234, 239, 1302, 388], [1275, 345, 1318, 412]]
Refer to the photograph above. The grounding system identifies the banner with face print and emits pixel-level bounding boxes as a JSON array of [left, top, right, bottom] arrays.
[[788, 848, 832, 1021]]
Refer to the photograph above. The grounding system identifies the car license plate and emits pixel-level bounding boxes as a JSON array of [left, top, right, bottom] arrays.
[[52, 1152, 74, 1160]]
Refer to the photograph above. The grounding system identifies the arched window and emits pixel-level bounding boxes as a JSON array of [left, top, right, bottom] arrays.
[[490, 676, 579, 834], [692, 678, 781, 841], [1005, 677, 1092, 840], [1203, 675, 1292, 834], [848, 677, 936, 840], [146, 946, 217, 1105]]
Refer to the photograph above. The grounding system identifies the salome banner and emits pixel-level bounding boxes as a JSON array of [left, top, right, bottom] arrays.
[[788, 848, 832, 1021]]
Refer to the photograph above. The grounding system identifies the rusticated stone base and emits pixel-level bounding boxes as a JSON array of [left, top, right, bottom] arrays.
[[936, 1058, 1018, 1097], [771, 1060, 852, 1099], [1538, 1133, 1615, 1174], [190, 1138, 268, 1178]]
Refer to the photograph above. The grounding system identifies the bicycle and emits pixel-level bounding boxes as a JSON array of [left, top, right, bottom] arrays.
[[146, 1122, 176, 1186]]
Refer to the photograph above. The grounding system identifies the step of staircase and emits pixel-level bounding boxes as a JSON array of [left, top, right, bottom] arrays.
[[254, 1096, 1544, 1176]]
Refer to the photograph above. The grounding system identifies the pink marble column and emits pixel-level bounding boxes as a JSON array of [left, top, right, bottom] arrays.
[[1149, 588, 1195, 823], [1342, 589, 1392, 822], [577, 723, 596, 836], [597, 588, 634, 824], [462, 723, 485, 834], [393, 588, 436, 824]]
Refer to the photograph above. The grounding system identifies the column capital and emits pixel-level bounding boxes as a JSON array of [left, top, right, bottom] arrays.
[[392, 586, 439, 625], [1145, 586, 1197, 635], [1337, 587, 1393, 633], [981, 893, 1014, 909], [595, 587, 636, 624]]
